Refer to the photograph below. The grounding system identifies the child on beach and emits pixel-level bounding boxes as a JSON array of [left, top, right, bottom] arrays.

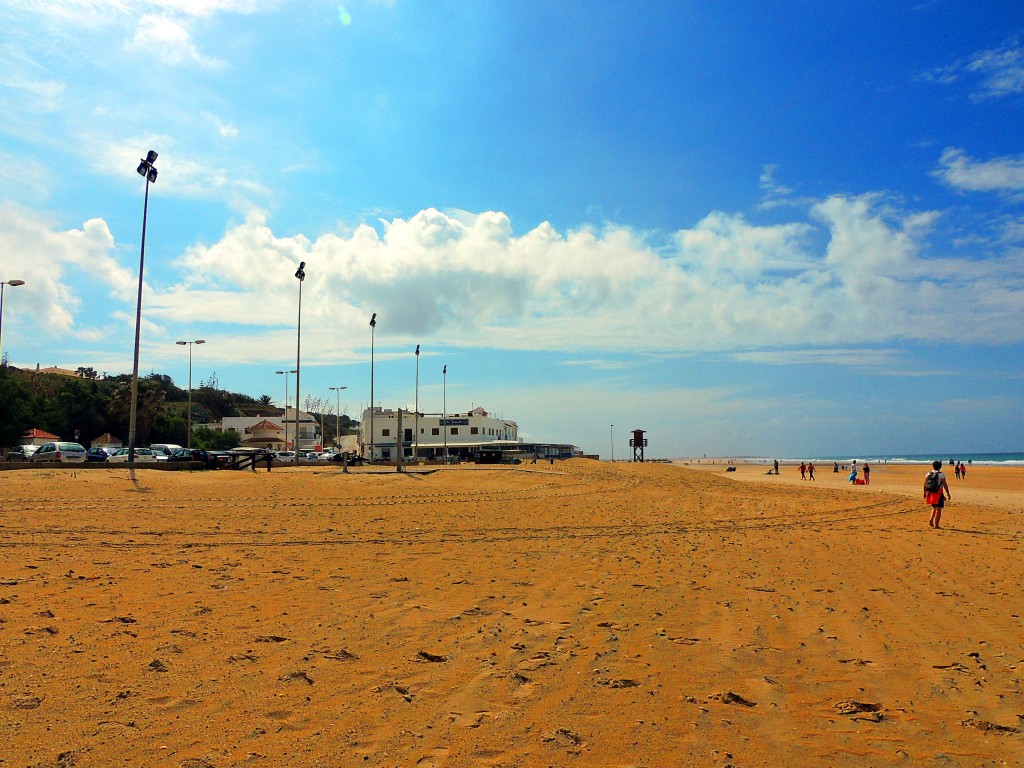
[[924, 460, 951, 528]]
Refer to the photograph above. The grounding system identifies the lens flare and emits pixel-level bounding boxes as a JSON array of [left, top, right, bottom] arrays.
[[338, 5, 352, 25]]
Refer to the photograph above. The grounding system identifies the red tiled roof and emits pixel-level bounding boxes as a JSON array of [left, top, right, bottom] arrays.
[[245, 419, 283, 433], [91, 432, 121, 445], [24, 428, 59, 440]]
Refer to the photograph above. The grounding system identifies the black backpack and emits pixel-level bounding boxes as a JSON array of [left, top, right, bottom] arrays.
[[924, 471, 941, 493]]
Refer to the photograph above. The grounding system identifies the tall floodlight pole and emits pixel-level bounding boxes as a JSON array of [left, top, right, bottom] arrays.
[[176, 339, 205, 448], [293, 262, 305, 456], [329, 386, 347, 449], [276, 369, 296, 449], [442, 364, 448, 464], [0, 279, 26, 365], [610, 424, 614, 462], [414, 344, 421, 462], [368, 312, 376, 462], [128, 150, 158, 468]]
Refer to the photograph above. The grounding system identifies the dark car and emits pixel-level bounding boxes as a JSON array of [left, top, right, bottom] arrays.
[[86, 447, 113, 462], [329, 451, 364, 466], [168, 448, 215, 466]]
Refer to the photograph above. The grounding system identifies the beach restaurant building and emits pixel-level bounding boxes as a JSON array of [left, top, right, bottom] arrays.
[[359, 406, 519, 462]]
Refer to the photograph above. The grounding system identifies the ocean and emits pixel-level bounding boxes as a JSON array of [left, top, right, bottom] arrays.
[[779, 453, 1024, 467]]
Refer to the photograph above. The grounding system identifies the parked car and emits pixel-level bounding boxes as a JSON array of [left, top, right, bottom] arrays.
[[274, 451, 296, 463], [329, 452, 363, 466], [27, 442, 87, 463], [5, 446, 34, 461], [86, 447, 113, 462], [168, 448, 215, 466], [205, 451, 234, 467], [149, 443, 184, 461], [107, 448, 158, 463]]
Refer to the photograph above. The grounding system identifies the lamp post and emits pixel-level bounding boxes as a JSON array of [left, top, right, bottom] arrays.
[[0, 279, 26, 365], [329, 386, 347, 449], [175, 339, 205, 448], [610, 424, 614, 462], [414, 344, 420, 462], [275, 369, 296, 450], [368, 312, 376, 462], [442, 364, 447, 464], [128, 150, 158, 468], [294, 261, 305, 456]]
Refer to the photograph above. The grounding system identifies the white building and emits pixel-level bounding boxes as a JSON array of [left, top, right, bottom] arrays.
[[359, 405, 519, 462]]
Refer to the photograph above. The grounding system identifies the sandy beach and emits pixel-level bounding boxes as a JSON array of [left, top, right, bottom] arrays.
[[2, 460, 1022, 767]]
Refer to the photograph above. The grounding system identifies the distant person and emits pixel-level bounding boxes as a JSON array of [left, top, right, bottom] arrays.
[[954, 463, 961, 480], [960, 462, 966, 480], [773, 459, 779, 475], [848, 466, 858, 483], [924, 460, 951, 528], [862, 463, 870, 484], [799, 462, 807, 480], [807, 462, 815, 481], [833, 462, 839, 473]]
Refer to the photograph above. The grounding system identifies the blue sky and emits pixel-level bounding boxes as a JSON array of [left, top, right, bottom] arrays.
[[1, 1, 1023, 458]]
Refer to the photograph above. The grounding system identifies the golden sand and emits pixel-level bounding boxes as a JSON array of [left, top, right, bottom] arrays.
[[1, 460, 1022, 767]]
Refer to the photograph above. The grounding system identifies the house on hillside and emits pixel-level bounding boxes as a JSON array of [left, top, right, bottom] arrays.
[[198, 408, 321, 452], [242, 419, 285, 450]]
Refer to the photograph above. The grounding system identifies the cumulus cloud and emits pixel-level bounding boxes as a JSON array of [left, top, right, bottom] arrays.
[[149, 198, 1024, 361], [0, 203, 135, 337], [934, 148, 1024, 195], [9, 196, 1024, 368]]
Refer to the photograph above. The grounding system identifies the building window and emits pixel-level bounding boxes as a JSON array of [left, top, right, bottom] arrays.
[[471, 427, 479, 435], [451, 427, 459, 435], [382, 429, 390, 437], [432, 428, 439, 436]]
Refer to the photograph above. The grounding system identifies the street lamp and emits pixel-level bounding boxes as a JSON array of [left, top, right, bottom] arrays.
[[128, 150, 158, 468], [442, 363, 447, 464], [329, 386, 347, 449], [175, 339, 205, 449], [610, 424, 614, 462], [414, 344, 420, 462], [275, 369, 296, 450], [294, 261, 305, 456], [368, 312, 376, 462], [0, 279, 26, 365]]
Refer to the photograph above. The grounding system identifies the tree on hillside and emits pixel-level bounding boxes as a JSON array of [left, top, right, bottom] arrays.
[[0, 367, 32, 448], [258, 394, 274, 408], [107, 379, 166, 445]]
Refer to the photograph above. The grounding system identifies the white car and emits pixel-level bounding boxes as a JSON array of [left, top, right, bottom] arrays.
[[27, 442, 87, 463], [274, 451, 296, 462], [107, 448, 158, 463], [149, 443, 184, 461]]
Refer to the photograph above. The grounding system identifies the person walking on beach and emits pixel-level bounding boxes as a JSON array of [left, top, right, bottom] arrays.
[[799, 461, 807, 480], [773, 459, 779, 475], [924, 460, 951, 528], [959, 462, 966, 480], [807, 462, 815, 480], [954, 463, 961, 479], [862, 463, 870, 484]]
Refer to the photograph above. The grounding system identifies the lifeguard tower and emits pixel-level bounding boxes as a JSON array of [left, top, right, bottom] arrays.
[[629, 429, 648, 462]]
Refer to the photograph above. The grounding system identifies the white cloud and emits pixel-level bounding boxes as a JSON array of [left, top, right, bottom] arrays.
[[124, 13, 224, 68], [9, 196, 1024, 369], [94, 136, 271, 209], [919, 40, 1024, 100], [934, 148, 1024, 195], [0, 203, 135, 337]]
